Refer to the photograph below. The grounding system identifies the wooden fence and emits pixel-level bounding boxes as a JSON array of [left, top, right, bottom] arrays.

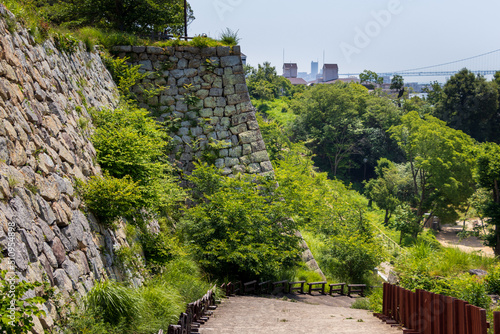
[[375, 282, 498, 334], [167, 285, 217, 334]]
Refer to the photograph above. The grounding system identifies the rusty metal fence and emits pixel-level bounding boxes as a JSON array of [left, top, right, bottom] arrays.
[[375, 283, 495, 334]]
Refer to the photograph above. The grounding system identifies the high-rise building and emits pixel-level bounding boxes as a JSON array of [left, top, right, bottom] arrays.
[[311, 61, 319, 78]]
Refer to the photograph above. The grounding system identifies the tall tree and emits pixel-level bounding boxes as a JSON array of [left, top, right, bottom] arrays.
[[475, 142, 500, 255], [434, 68, 499, 142], [364, 158, 409, 226], [359, 70, 383, 87], [389, 111, 476, 234], [291, 83, 368, 178], [390, 75, 405, 107]]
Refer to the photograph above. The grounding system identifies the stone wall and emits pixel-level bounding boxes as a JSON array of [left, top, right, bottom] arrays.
[[111, 44, 273, 177], [0, 6, 134, 333]]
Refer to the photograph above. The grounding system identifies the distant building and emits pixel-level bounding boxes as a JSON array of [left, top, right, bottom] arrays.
[[287, 77, 308, 85], [311, 61, 319, 78], [297, 72, 308, 79], [241, 53, 247, 66], [322, 64, 339, 82], [283, 63, 298, 78]]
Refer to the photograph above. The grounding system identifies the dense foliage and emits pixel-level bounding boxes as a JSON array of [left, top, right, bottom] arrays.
[[246, 62, 304, 100], [432, 68, 499, 143], [181, 163, 301, 281], [291, 82, 403, 181], [31, 0, 194, 34]]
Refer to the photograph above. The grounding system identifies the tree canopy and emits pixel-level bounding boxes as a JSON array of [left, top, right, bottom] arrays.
[[433, 68, 499, 142], [34, 0, 194, 34], [389, 111, 476, 229]]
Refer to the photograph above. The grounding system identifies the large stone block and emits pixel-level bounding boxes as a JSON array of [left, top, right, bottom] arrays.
[[51, 237, 66, 266], [251, 151, 269, 163], [221, 55, 241, 67], [239, 130, 261, 144]]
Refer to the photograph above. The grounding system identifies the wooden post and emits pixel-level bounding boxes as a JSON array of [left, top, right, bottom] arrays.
[[184, 0, 188, 40]]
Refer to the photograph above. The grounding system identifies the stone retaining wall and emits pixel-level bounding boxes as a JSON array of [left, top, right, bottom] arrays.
[[112, 44, 273, 176], [0, 6, 133, 332]]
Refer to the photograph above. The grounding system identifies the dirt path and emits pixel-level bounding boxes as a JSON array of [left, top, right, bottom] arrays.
[[199, 294, 401, 334], [435, 222, 494, 257]]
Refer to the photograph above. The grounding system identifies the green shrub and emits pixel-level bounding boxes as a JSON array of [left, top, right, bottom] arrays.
[[90, 103, 185, 218], [102, 57, 146, 100], [323, 233, 384, 283], [54, 32, 79, 54], [158, 258, 214, 303], [140, 232, 184, 270], [181, 164, 301, 281], [485, 265, 500, 294], [450, 274, 491, 309], [79, 173, 142, 226], [368, 288, 383, 313], [63, 307, 126, 334]]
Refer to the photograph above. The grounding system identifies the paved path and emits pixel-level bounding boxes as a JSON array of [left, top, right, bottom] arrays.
[[436, 223, 494, 257], [199, 294, 401, 334]]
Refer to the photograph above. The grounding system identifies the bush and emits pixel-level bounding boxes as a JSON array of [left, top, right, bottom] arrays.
[[450, 274, 491, 309], [90, 103, 185, 217], [79, 173, 142, 226], [181, 164, 301, 281], [485, 265, 500, 294], [323, 233, 384, 283]]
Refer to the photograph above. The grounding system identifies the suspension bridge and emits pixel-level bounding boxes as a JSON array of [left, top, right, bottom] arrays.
[[340, 48, 500, 78]]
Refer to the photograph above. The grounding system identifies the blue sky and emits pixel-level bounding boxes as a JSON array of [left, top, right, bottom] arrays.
[[188, 0, 500, 82]]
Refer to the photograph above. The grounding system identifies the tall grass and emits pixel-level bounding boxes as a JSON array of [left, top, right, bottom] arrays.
[[85, 280, 140, 325]]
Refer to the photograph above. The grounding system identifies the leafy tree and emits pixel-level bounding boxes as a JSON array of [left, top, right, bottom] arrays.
[[390, 75, 405, 106], [257, 114, 292, 162], [291, 83, 368, 178], [422, 81, 443, 106], [433, 68, 499, 142], [246, 62, 298, 100], [35, 0, 194, 34], [390, 75, 404, 92], [359, 70, 383, 87], [181, 163, 301, 281], [389, 111, 476, 234], [364, 158, 411, 226], [475, 142, 500, 255]]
